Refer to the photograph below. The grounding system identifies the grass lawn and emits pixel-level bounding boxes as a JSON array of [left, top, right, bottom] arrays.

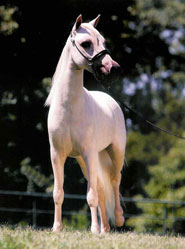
[[0, 226, 185, 249]]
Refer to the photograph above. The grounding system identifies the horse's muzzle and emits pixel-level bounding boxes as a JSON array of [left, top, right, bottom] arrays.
[[93, 62, 122, 84]]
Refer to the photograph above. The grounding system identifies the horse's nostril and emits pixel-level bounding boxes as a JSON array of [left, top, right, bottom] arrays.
[[110, 66, 117, 74], [110, 65, 121, 75]]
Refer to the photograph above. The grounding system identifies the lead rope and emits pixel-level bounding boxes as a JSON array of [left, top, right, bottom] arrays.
[[102, 85, 185, 140]]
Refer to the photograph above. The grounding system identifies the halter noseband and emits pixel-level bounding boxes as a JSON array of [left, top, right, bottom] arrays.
[[70, 32, 110, 66]]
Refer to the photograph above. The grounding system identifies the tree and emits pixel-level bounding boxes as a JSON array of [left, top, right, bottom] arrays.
[[124, 0, 185, 233], [127, 131, 185, 233], [0, 5, 18, 35]]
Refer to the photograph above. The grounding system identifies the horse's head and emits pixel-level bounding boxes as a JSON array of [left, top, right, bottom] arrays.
[[70, 15, 121, 84]]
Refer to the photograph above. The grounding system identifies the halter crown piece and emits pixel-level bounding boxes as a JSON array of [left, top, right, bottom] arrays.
[[70, 32, 110, 66]]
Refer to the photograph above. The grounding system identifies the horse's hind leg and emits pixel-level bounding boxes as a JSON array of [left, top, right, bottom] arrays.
[[50, 147, 66, 232], [107, 143, 125, 227], [97, 178, 110, 233]]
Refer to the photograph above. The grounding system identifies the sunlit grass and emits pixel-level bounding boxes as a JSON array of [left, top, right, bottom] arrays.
[[0, 226, 185, 249]]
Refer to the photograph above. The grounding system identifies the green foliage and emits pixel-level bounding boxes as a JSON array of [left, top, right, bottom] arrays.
[[134, 0, 185, 29], [63, 205, 89, 230], [21, 158, 53, 193], [147, 139, 185, 201], [124, 0, 185, 234], [0, 5, 19, 35], [128, 136, 185, 233]]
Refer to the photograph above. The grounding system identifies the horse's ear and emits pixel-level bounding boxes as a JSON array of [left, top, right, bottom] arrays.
[[89, 14, 101, 27], [72, 14, 82, 33]]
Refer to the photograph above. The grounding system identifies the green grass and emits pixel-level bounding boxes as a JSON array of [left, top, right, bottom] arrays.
[[0, 226, 185, 249]]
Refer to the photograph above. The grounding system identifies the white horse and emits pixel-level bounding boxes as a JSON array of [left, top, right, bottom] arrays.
[[45, 15, 126, 234]]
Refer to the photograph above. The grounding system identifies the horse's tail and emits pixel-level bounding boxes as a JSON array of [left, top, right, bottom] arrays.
[[98, 150, 116, 225]]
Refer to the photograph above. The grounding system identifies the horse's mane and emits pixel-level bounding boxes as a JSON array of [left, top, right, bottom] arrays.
[[45, 37, 70, 106]]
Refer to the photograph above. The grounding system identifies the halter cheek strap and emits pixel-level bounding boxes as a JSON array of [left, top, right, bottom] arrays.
[[70, 32, 110, 66]]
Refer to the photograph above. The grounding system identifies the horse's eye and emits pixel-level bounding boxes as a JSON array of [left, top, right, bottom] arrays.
[[81, 41, 91, 49]]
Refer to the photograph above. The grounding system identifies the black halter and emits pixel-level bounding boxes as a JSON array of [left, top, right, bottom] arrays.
[[70, 32, 110, 66]]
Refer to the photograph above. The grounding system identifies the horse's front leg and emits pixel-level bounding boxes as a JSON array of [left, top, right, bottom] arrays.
[[83, 152, 99, 233], [90, 207, 99, 234], [50, 147, 66, 232]]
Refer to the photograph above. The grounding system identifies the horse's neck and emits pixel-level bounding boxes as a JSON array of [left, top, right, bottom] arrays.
[[46, 38, 84, 108]]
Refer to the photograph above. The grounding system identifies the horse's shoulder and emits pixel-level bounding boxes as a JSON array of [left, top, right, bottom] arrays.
[[87, 89, 118, 106]]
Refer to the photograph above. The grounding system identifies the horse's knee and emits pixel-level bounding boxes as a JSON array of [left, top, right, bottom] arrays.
[[53, 189, 64, 205], [87, 188, 98, 207]]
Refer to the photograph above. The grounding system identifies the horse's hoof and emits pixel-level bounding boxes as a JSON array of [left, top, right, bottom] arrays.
[[91, 224, 100, 234], [101, 225, 110, 234], [114, 207, 124, 227], [52, 223, 62, 232], [115, 215, 125, 227]]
